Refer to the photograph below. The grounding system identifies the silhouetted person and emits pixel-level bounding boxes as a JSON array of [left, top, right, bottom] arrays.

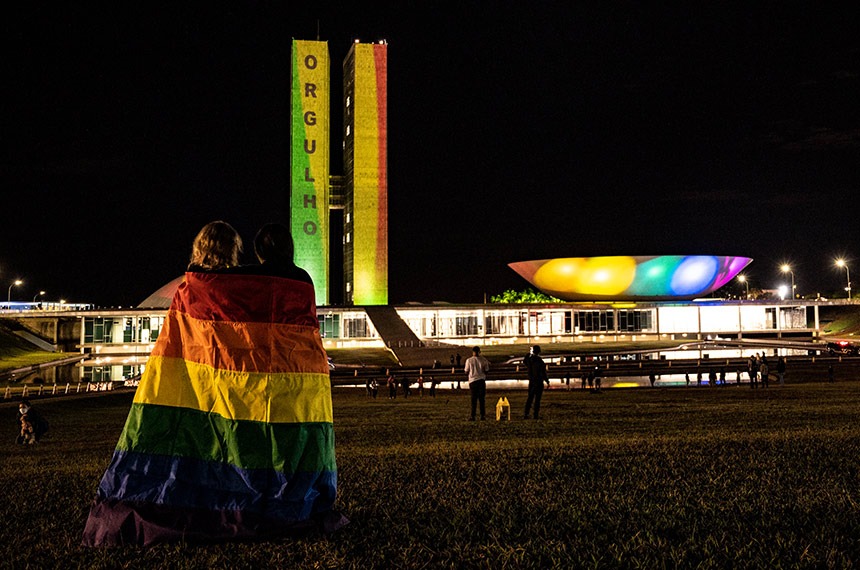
[[748, 355, 759, 389], [760, 358, 770, 388], [777, 357, 786, 386], [233, 222, 313, 284], [186, 220, 244, 272], [524, 345, 550, 418]]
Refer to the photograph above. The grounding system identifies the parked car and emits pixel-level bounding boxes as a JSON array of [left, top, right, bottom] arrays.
[[826, 341, 859, 356]]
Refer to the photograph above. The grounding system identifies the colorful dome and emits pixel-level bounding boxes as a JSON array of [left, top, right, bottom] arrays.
[[508, 255, 752, 301]]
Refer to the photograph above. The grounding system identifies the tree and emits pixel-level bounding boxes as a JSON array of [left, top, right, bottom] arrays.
[[490, 288, 562, 304]]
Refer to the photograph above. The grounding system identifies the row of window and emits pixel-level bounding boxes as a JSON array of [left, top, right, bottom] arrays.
[[83, 310, 651, 345], [82, 306, 807, 345]]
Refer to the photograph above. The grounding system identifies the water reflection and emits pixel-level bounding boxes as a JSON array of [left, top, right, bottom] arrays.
[[12, 362, 145, 385], [14, 345, 817, 390]]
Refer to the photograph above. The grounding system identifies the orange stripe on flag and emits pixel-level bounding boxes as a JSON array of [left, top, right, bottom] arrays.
[[152, 310, 329, 374]]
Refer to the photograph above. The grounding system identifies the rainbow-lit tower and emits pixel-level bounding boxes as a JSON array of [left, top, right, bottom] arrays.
[[342, 40, 388, 306], [290, 39, 331, 304], [290, 38, 388, 306]]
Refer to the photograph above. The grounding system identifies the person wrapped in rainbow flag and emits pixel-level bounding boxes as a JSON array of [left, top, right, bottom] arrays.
[[83, 221, 347, 546]]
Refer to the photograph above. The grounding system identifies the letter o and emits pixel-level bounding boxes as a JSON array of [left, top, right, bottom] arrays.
[[304, 55, 317, 70], [303, 221, 317, 235]]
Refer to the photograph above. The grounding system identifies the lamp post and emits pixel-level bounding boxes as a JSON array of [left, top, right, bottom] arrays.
[[780, 264, 795, 299], [836, 259, 852, 299], [33, 290, 45, 303], [737, 275, 750, 299], [7, 279, 22, 303]]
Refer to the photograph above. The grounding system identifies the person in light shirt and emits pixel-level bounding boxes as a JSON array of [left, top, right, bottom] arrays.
[[463, 346, 490, 420]]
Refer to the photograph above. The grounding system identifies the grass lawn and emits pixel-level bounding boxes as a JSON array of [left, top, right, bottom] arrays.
[[3, 382, 860, 568], [0, 326, 77, 375]]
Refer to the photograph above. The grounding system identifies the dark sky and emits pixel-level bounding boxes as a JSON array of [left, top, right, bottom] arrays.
[[2, 3, 859, 307]]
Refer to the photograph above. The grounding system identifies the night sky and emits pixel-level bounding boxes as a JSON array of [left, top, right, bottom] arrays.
[[2, 4, 859, 307]]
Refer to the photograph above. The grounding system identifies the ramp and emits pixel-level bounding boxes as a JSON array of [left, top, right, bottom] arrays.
[[362, 305, 463, 367], [14, 330, 58, 352]]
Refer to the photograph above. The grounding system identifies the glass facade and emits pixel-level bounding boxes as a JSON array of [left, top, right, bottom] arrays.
[[75, 302, 818, 357], [83, 315, 164, 345]]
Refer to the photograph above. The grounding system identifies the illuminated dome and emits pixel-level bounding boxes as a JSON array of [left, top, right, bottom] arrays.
[[508, 255, 752, 301]]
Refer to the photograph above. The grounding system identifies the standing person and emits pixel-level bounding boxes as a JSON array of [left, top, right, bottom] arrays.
[[760, 358, 770, 388], [456, 353, 462, 367], [464, 346, 489, 420], [429, 377, 437, 398], [387, 374, 397, 399], [748, 355, 759, 389], [524, 345, 550, 419], [15, 399, 48, 444], [370, 378, 379, 399], [776, 357, 786, 386], [82, 221, 347, 547]]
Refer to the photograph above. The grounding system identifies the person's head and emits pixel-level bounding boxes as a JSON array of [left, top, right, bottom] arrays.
[[472, 346, 481, 356], [254, 223, 295, 265], [532, 345, 541, 355], [19, 400, 31, 414], [189, 221, 243, 270]]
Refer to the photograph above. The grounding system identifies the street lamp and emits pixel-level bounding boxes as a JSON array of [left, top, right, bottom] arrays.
[[836, 259, 852, 299], [780, 264, 795, 299], [737, 275, 750, 299], [7, 279, 22, 303], [33, 290, 45, 303]]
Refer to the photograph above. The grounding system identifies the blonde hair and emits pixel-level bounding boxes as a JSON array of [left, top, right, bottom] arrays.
[[188, 221, 243, 270]]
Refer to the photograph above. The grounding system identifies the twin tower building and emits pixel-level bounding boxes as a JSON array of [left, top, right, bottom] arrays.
[[290, 38, 388, 306]]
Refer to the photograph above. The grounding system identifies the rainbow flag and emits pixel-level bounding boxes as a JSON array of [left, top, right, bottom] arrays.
[[82, 272, 345, 546]]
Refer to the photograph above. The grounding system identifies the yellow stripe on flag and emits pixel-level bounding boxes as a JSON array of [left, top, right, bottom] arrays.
[[134, 355, 333, 424]]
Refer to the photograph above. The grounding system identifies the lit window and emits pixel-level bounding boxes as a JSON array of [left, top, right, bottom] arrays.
[[346, 213, 350, 223], [346, 125, 351, 136], [346, 96, 351, 108], [346, 232, 351, 243]]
